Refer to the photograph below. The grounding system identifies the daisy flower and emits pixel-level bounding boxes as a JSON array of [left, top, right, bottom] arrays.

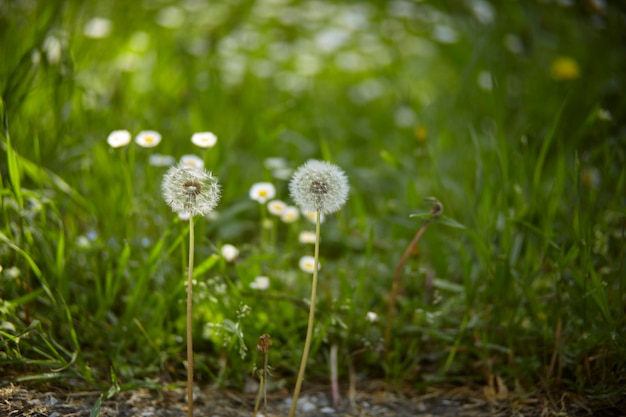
[[289, 160, 349, 214], [149, 154, 176, 167], [303, 210, 325, 224], [161, 162, 221, 217], [281, 206, 299, 223], [267, 200, 287, 216], [366, 311, 379, 323], [191, 132, 217, 148], [135, 130, 162, 148], [250, 276, 270, 290], [298, 231, 317, 244], [180, 154, 204, 170], [220, 244, 239, 262], [249, 182, 276, 204], [299, 255, 320, 273], [107, 130, 131, 148]]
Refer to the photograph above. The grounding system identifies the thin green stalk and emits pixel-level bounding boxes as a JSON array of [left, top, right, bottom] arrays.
[[187, 215, 195, 417], [289, 210, 321, 417]]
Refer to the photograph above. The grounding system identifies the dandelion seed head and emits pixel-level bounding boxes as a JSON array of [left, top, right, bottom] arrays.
[[289, 160, 349, 214], [162, 162, 220, 217]]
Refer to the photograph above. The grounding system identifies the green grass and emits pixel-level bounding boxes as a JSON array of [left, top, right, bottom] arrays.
[[1, 0, 625, 400]]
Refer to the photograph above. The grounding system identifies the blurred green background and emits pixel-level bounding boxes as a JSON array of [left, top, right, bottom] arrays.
[[1, 0, 625, 398]]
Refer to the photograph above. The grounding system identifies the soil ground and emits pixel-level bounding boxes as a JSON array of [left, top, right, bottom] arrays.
[[1, 381, 624, 417]]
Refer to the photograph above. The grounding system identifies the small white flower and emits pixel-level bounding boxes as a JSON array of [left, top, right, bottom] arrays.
[[135, 130, 162, 148], [161, 162, 221, 217], [298, 231, 317, 244], [107, 130, 131, 148], [366, 311, 379, 323], [264, 157, 288, 170], [180, 154, 204, 170], [249, 182, 276, 204], [83, 17, 112, 39], [267, 200, 287, 216], [272, 167, 293, 181], [149, 154, 176, 167], [299, 255, 320, 273], [281, 206, 300, 223], [303, 210, 325, 224], [191, 132, 217, 148], [289, 160, 349, 215], [221, 244, 239, 262], [250, 276, 270, 290]]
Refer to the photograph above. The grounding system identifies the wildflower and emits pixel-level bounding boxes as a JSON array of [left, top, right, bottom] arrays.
[[149, 154, 176, 167], [83, 17, 112, 39], [264, 157, 288, 170], [191, 132, 217, 148], [415, 125, 427, 143], [221, 244, 239, 262], [281, 206, 299, 223], [272, 167, 293, 181], [250, 276, 270, 290], [303, 210, 325, 224], [161, 162, 220, 217], [289, 160, 349, 215], [299, 256, 319, 273], [366, 312, 379, 323], [267, 200, 287, 216], [107, 130, 131, 148], [298, 231, 317, 244], [550, 56, 580, 81], [250, 182, 276, 204], [135, 130, 162, 148], [180, 154, 204, 170]]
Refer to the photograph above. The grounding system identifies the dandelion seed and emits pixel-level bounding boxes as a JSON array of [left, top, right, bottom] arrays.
[[250, 276, 270, 290], [221, 244, 239, 262], [180, 154, 204, 170], [267, 200, 287, 216], [135, 130, 162, 148], [250, 182, 276, 204], [162, 162, 220, 217], [107, 130, 131, 148], [298, 231, 317, 244], [289, 160, 349, 215], [281, 206, 300, 223], [299, 256, 319, 273], [191, 132, 217, 148]]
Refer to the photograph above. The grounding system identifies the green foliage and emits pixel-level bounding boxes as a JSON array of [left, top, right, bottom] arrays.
[[1, 0, 625, 399]]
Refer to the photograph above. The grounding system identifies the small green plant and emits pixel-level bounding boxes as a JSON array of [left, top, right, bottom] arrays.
[[253, 333, 272, 417], [162, 162, 221, 417], [287, 159, 349, 417]]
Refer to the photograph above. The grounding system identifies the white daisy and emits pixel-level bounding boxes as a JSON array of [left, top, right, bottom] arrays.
[[149, 154, 176, 167], [299, 255, 320, 273], [303, 210, 325, 224], [135, 130, 162, 148], [250, 276, 270, 290], [220, 244, 239, 262], [191, 132, 217, 148], [281, 206, 299, 223], [267, 200, 287, 216], [180, 154, 204, 170], [298, 231, 317, 244], [107, 130, 131, 148], [249, 182, 276, 204], [366, 311, 379, 323]]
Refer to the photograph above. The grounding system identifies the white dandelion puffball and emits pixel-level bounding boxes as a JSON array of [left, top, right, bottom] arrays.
[[250, 276, 270, 290], [249, 182, 276, 204], [135, 130, 162, 148], [191, 132, 217, 148], [162, 162, 220, 217], [299, 255, 320, 273], [289, 160, 349, 214], [221, 244, 239, 262], [107, 130, 131, 148]]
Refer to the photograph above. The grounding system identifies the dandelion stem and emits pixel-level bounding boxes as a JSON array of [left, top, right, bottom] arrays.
[[289, 210, 321, 417], [187, 215, 195, 417]]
